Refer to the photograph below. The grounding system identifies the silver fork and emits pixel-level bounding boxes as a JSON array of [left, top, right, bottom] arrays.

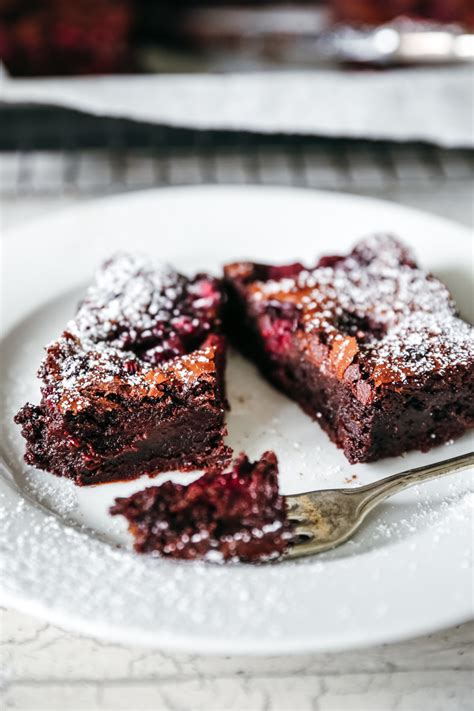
[[285, 452, 474, 560]]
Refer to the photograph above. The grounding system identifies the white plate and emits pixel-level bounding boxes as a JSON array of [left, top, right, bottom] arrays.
[[1, 186, 473, 654]]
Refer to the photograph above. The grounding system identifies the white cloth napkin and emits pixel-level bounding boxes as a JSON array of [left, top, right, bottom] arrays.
[[1, 66, 472, 147]]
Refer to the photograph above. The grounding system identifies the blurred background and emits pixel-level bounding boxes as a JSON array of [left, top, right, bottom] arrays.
[[0, 2, 472, 226], [1, 0, 474, 76]]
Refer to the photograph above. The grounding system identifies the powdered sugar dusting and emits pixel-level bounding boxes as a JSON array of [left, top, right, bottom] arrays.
[[70, 253, 217, 353], [24, 470, 78, 517], [38, 331, 220, 416], [251, 234, 473, 386], [36, 253, 222, 414]]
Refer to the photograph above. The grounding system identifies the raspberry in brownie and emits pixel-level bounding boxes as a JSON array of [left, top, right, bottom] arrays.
[[15, 254, 230, 485], [224, 235, 474, 464], [110, 451, 293, 562]]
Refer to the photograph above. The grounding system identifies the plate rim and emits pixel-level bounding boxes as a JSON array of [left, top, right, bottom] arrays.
[[1, 587, 471, 655], [3, 183, 473, 242]]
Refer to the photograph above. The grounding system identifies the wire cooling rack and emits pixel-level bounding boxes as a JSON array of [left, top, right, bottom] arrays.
[[1, 105, 473, 197]]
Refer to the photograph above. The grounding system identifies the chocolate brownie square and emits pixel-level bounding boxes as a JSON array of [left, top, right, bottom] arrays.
[[15, 254, 230, 485], [224, 235, 474, 464]]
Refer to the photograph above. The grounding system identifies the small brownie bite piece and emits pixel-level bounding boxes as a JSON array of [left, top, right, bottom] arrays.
[[224, 235, 474, 464], [15, 254, 230, 485], [110, 452, 294, 563]]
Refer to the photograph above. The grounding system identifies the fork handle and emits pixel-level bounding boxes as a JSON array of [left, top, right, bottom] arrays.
[[355, 451, 474, 513]]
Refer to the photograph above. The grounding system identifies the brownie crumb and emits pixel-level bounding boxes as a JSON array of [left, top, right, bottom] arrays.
[[110, 451, 294, 563]]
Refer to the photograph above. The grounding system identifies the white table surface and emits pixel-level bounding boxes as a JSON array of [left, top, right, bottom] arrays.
[[1, 186, 473, 711]]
